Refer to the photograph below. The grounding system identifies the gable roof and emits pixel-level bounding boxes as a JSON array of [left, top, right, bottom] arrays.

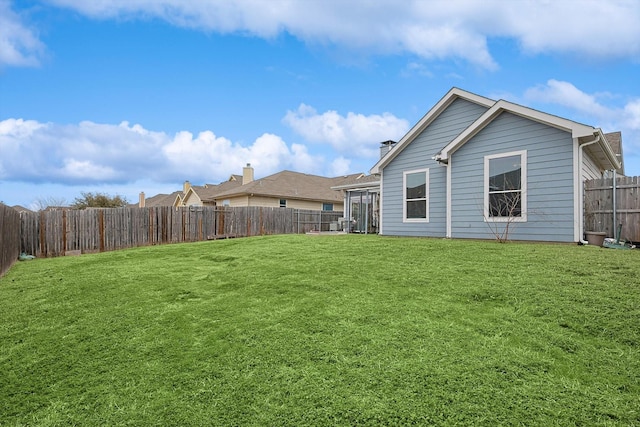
[[176, 175, 245, 206], [435, 99, 619, 172], [142, 191, 182, 207], [209, 170, 364, 203], [370, 87, 494, 174], [371, 87, 621, 174]]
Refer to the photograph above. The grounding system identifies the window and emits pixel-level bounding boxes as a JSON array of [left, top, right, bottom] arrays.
[[279, 199, 287, 208], [403, 169, 429, 222], [322, 203, 333, 211], [484, 151, 526, 221]]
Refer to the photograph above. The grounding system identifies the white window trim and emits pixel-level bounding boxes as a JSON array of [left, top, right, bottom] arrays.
[[403, 168, 429, 223], [484, 150, 527, 223]]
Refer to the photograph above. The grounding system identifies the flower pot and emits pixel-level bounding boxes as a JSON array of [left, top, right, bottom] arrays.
[[585, 231, 606, 247]]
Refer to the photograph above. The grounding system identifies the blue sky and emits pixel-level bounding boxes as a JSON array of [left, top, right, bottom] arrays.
[[1, 0, 639, 209]]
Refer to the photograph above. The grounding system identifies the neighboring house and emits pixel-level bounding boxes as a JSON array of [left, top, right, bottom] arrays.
[[370, 87, 623, 243], [136, 174, 245, 208], [136, 191, 182, 208], [12, 205, 33, 214], [176, 175, 244, 207], [208, 165, 363, 212]]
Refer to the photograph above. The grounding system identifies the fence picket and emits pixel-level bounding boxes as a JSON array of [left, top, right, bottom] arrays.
[[16, 206, 343, 258], [584, 176, 640, 242]]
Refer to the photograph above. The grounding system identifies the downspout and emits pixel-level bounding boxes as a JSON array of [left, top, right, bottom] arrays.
[[578, 135, 601, 244]]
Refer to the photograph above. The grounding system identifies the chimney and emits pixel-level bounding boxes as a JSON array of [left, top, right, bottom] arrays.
[[379, 140, 397, 158], [183, 180, 191, 194], [139, 192, 145, 208], [243, 163, 254, 185]]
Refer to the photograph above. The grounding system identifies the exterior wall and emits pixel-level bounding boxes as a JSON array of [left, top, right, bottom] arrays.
[[182, 192, 202, 207], [284, 199, 308, 209], [380, 98, 489, 236], [222, 195, 341, 211], [247, 195, 281, 207], [224, 196, 250, 207], [582, 151, 603, 181], [286, 199, 335, 211], [450, 112, 576, 242]]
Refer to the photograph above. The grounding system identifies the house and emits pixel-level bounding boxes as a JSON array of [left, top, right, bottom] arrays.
[[207, 165, 363, 212], [136, 174, 244, 208], [370, 87, 623, 243], [176, 175, 243, 207], [136, 191, 182, 208], [11, 205, 33, 214]]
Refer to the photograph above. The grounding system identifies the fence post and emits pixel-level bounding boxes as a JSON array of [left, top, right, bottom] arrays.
[[62, 209, 67, 256], [39, 210, 46, 257], [98, 210, 105, 252]]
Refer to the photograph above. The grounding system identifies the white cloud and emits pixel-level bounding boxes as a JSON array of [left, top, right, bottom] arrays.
[[40, 0, 640, 68], [0, 0, 45, 67], [62, 159, 117, 180], [523, 80, 640, 163], [0, 118, 44, 136], [500, 0, 640, 58], [329, 156, 352, 177], [283, 104, 410, 157], [524, 80, 614, 120], [0, 118, 323, 185], [624, 100, 640, 131]]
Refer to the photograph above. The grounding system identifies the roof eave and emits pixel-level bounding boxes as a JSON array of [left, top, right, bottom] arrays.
[[331, 181, 381, 191], [438, 100, 611, 163], [593, 129, 622, 171], [371, 87, 495, 173]]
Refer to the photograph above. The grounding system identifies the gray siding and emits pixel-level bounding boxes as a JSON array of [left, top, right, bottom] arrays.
[[381, 98, 488, 236], [450, 112, 576, 242], [582, 152, 603, 181]]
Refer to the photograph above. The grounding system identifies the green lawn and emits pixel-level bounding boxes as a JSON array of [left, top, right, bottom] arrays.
[[1, 235, 639, 426]]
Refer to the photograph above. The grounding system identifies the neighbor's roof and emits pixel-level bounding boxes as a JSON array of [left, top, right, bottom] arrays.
[[142, 191, 182, 207], [138, 175, 245, 207], [189, 175, 244, 200], [603, 131, 624, 175], [209, 170, 364, 203]]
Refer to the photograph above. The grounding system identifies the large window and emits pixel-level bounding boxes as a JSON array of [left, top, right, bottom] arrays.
[[484, 151, 526, 221], [403, 169, 429, 222]]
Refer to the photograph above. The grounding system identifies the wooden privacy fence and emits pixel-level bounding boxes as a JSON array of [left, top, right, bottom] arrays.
[[0, 204, 22, 277], [584, 176, 640, 242], [19, 206, 343, 258]]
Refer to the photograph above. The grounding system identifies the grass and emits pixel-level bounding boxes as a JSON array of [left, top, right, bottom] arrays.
[[1, 234, 639, 426]]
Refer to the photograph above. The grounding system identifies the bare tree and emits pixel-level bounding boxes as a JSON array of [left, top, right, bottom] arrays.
[[32, 196, 68, 211], [483, 190, 522, 243]]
